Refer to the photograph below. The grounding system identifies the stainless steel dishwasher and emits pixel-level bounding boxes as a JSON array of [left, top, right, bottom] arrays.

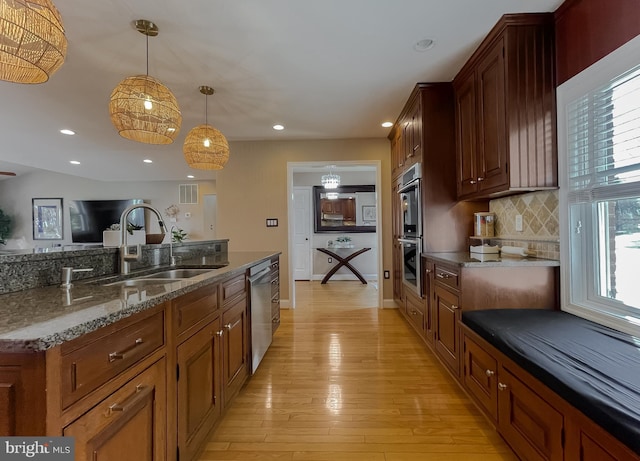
[[248, 260, 273, 374]]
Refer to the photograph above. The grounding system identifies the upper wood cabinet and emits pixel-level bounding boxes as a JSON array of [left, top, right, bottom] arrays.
[[453, 13, 557, 200]]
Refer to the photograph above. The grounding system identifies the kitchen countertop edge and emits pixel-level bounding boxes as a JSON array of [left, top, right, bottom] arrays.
[[422, 251, 561, 268], [0, 251, 280, 353]]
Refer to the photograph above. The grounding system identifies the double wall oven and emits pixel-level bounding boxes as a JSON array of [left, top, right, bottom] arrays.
[[398, 163, 422, 297]]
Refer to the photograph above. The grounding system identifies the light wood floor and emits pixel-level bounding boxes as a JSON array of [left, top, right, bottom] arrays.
[[198, 281, 518, 461]]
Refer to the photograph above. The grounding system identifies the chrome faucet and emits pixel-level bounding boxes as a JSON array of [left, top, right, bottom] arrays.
[[119, 204, 167, 274], [169, 225, 178, 266]]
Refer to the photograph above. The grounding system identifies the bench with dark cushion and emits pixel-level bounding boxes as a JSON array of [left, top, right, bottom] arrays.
[[462, 309, 640, 456]]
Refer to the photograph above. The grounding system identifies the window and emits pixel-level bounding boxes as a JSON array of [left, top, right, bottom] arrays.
[[558, 35, 640, 336]]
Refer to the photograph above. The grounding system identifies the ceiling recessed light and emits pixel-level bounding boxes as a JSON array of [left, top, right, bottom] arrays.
[[70, 160, 80, 165], [381, 121, 393, 128], [60, 129, 75, 135], [187, 175, 195, 179], [143, 159, 153, 163], [273, 124, 284, 131], [414, 38, 435, 52]]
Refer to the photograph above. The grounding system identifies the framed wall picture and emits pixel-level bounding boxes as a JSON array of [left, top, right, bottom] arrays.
[[32, 198, 63, 240], [362, 205, 377, 222]]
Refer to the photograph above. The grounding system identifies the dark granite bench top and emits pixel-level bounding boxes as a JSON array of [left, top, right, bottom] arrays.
[[462, 309, 640, 456]]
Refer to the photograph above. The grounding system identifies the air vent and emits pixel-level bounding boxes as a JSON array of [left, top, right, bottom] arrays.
[[179, 184, 198, 205]]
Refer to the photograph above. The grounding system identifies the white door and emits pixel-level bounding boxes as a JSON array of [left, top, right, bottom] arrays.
[[203, 194, 217, 239], [293, 187, 312, 280]]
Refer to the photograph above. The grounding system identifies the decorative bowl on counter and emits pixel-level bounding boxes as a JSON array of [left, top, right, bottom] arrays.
[[145, 233, 165, 244]]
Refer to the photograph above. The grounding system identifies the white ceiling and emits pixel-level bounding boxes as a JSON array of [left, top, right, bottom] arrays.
[[0, 0, 564, 182]]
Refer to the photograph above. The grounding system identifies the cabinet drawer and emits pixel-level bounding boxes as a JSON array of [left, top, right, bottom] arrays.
[[463, 333, 498, 421], [498, 366, 564, 461], [221, 273, 246, 306], [434, 264, 460, 291], [405, 290, 425, 335], [173, 283, 219, 339], [64, 358, 166, 461], [61, 310, 165, 409]]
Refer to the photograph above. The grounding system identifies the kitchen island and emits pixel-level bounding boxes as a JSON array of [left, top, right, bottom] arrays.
[[0, 249, 280, 461]]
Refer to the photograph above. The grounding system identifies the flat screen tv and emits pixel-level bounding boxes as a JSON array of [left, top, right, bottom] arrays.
[[69, 199, 145, 243]]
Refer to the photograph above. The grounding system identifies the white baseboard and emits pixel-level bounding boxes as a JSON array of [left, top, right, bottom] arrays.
[[383, 298, 400, 309]]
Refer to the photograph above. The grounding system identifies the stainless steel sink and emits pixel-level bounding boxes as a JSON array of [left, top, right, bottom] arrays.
[[104, 278, 178, 287], [139, 268, 215, 279]]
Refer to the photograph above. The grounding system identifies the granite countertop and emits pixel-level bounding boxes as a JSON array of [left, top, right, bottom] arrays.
[[423, 251, 560, 268], [0, 251, 278, 353]]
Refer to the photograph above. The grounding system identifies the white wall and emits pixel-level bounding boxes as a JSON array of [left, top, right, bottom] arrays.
[[0, 170, 215, 249]]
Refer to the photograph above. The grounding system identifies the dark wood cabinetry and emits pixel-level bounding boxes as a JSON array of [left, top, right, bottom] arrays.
[[454, 14, 557, 199], [221, 295, 249, 406], [64, 358, 167, 461], [461, 327, 640, 461], [432, 262, 462, 379]]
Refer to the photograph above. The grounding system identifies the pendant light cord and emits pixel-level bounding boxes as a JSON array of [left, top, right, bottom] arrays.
[[205, 93, 208, 125], [146, 32, 149, 75]]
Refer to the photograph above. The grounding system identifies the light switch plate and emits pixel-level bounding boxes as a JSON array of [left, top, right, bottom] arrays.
[[515, 214, 523, 232]]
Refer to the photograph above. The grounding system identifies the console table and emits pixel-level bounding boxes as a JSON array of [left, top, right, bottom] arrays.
[[316, 247, 371, 284]]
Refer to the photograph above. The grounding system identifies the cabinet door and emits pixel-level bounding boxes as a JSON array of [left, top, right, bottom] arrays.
[[391, 128, 404, 178], [404, 289, 425, 337], [176, 317, 221, 461], [64, 358, 166, 461], [463, 334, 498, 421], [222, 296, 249, 405], [455, 72, 478, 198], [497, 366, 563, 461], [406, 97, 422, 164], [476, 38, 507, 193], [433, 286, 461, 377], [423, 261, 434, 344]]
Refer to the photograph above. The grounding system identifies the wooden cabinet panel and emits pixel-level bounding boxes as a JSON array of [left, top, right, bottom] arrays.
[[0, 353, 46, 435], [463, 333, 498, 421], [64, 358, 166, 461], [176, 317, 221, 461], [221, 273, 246, 307], [173, 284, 219, 339], [453, 14, 556, 199], [498, 366, 563, 461], [222, 296, 249, 405], [271, 257, 281, 334], [455, 73, 478, 197], [476, 38, 507, 192], [61, 310, 165, 409], [433, 286, 460, 378], [433, 263, 460, 292], [404, 289, 425, 337], [423, 260, 434, 344]]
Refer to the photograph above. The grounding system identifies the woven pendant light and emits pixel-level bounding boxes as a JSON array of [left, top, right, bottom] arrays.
[[109, 20, 181, 145], [183, 86, 229, 170], [0, 0, 67, 84]]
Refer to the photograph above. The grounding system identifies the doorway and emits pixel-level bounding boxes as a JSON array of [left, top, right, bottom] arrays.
[[286, 161, 383, 309], [203, 194, 217, 239]]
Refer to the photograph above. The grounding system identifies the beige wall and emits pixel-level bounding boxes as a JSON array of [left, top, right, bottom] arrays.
[[218, 138, 392, 304]]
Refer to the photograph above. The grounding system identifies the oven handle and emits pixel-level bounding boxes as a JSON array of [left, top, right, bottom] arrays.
[[398, 178, 420, 194], [398, 238, 420, 246]]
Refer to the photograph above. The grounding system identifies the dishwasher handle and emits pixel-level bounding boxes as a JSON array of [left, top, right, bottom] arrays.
[[249, 266, 271, 283]]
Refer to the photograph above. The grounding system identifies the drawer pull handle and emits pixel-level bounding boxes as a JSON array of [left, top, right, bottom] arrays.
[[108, 384, 150, 415], [225, 323, 233, 330], [485, 370, 495, 377], [436, 273, 451, 279], [470, 180, 477, 185], [109, 338, 144, 362], [477, 177, 484, 182], [451, 304, 459, 310], [498, 383, 508, 391], [216, 330, 224, 337]]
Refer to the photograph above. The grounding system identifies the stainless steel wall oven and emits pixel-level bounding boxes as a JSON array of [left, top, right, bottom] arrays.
[[398, 163, 422, 297]]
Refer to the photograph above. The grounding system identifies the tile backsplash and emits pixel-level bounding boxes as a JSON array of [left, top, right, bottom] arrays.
[[484, 190, 560, 260]]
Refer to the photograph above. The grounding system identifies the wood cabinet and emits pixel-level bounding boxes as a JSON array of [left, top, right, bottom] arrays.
[[221, 295, 249, 406], [64, 358, 167, 461], [176, 317, 222, 461], [433, 283, 461, 378], [0, 260, 267, 461], [461, 327, 640, 461], [453, 13, 557, 199], [404, 289, 425, 337], [423, 256, 558, 382]]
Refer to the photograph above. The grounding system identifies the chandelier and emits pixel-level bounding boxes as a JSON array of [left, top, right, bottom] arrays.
[[0, 0, 67, 83], [183, 86, 230, 170], [321, 166, 340, 189], [108, 19, 181, 144]]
